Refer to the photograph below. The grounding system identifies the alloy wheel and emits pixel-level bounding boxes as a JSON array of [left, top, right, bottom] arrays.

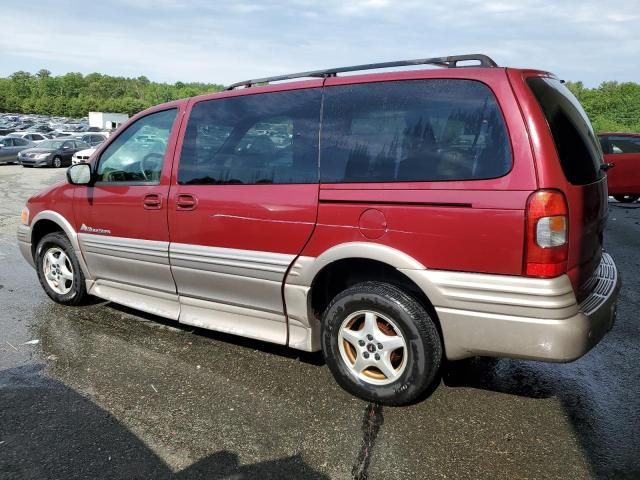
[[337, 310, 408, 385]]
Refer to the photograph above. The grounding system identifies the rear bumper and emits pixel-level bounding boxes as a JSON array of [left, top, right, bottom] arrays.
[[403, 253, 620, 361]]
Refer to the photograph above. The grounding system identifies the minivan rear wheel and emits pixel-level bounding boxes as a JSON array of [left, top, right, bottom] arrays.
[[321, 281, 442, 406], [35, 232, 88, 306], [613, 195, 639, 204]]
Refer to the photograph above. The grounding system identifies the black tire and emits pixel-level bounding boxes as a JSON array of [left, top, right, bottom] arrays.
[[35, 232, 88, 306], [52, 156, 62, 168], [321, 281, 442, 406], [613, 195, 639, 204]]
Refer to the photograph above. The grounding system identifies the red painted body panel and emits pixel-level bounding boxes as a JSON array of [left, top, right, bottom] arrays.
[[72, 100, 188, 241], [605, 152, 640, 195], [167, 184, 319, 254], [26, 179, 76, 229], [601, 133, 640, 195], [599, 133, 640, 195], [305, 201, 526, 274]]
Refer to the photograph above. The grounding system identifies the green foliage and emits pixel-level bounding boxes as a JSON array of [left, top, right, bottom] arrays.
[[565, 81, 640, 133], [0, 70, 224, 118]]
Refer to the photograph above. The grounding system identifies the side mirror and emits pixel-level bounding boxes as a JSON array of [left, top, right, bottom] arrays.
[[67, 163, 92, 185]]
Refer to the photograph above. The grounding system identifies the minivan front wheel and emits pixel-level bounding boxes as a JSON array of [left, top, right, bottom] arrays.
[[321, 281, 442, 406], [36, 232, 87, 305], [613, 195, 639, 204]]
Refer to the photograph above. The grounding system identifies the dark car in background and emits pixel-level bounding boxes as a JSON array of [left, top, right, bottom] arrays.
[[0, 136, 35, 164], [599, 133, 640, 203], [18, 138, 90, 168], [79, 133, 108, 147]]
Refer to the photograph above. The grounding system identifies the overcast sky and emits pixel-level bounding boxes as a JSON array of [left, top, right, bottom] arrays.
[[0, 0, 638, 87]]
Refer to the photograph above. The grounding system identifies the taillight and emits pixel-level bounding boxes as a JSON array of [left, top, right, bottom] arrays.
[[524, 190, 569, 278]]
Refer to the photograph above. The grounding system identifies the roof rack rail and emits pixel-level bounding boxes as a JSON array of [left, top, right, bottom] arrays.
[[225, 54, 498, 90]]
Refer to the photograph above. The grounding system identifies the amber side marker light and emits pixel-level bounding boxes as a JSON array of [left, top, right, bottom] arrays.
[[20, 207, 29, 226], [524, 190, 569, 278]]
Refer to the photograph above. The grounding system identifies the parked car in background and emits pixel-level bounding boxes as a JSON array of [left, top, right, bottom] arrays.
[[599, 133, 640, 203], [30, 125, 54, 133], [8, 132, 50, 144], [0, 136, 35, 164], [72, 147, 96, 165], [79, 133, 108, 147], [17, 55, 621, 405], [18, 138, 90, 168]]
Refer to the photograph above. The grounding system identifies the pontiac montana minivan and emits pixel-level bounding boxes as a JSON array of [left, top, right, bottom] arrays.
[[18, 55, 620, 405]]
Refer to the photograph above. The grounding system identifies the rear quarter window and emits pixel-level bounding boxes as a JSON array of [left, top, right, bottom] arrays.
[[320, 79, 512, 183], [527, 77, 603, 185]]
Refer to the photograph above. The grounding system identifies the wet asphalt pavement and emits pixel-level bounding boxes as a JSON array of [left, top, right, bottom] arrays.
[[0, 164, 638, 479]]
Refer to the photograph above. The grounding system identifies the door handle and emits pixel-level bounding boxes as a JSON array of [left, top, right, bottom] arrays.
[[143, 193, 163, 210], [176, 194, 198, 211]]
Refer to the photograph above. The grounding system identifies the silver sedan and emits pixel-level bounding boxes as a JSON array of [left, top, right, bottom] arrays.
[[0, 136, 36, 164]]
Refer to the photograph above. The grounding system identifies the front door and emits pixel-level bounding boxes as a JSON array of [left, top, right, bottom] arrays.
[[168, 86, 322, 344], [73, 105, 183, 319]]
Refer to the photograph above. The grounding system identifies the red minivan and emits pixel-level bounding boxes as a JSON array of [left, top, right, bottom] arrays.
[[599, 132, 640, 203], [18, 55, 620, 405]]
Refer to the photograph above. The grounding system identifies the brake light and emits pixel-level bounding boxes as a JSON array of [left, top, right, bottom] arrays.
[[524, 190, 569, 277]]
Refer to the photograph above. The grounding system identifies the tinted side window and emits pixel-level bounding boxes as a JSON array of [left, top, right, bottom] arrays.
[[178, 89, 321, 185], [15, 138, 28, 146], [527, 77, 603, 185], [609, 135, 640, 154], [320, 79, 511, 183], [96, 108, 177, 184]]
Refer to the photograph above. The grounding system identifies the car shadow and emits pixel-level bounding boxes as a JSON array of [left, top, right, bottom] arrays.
[[0, 364, 329, 480]]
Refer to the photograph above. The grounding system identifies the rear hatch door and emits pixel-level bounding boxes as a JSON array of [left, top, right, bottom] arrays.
[[526, 77, 606, 301]]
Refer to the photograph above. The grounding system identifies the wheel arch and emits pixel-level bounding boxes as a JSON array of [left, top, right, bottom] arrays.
[[29, 210, 92, 281], [285, 242, 443, 352]]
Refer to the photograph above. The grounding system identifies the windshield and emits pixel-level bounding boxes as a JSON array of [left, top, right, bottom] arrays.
[[38, 140, 65, 149]]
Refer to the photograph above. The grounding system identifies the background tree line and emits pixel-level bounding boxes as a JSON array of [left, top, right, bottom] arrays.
[[0, 69, 638, 133], [566, 81, 640, 133], [0, 69, 224, 118]]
